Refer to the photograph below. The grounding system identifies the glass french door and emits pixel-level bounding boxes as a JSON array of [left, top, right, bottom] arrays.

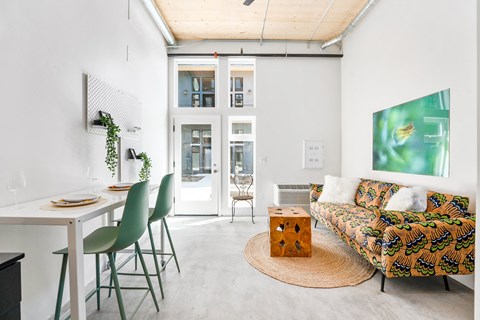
[[173, 116, 221, 215]]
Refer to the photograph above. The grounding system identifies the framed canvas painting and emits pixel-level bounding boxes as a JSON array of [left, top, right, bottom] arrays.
[[373, 89, 450, 177]]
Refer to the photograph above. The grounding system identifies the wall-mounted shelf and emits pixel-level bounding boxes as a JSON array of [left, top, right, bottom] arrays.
[[87, 74, 141, 138]]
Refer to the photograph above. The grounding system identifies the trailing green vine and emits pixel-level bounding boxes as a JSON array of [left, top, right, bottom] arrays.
[[100, 115, 121, 177], [138, 152, 152, 181]]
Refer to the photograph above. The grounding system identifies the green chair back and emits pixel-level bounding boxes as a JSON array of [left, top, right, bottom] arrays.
[[111, 180, 150, 252], [150, 173, 174, 223]]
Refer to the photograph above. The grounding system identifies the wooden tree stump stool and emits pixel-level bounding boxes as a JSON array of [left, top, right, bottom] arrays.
[[268, 207, 312, 257]]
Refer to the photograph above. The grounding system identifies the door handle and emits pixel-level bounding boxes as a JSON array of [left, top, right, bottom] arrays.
[[213, 170, 218, 173]]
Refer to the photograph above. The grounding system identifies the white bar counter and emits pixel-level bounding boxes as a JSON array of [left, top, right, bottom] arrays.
[[0, 187, 144, 320]]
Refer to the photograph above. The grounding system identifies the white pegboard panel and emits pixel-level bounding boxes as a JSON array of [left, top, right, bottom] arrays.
[[119, 137, 142, 183], [87, 74, 142, 139]]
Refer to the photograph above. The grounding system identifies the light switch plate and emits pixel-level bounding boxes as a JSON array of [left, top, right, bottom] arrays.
[[303, 140, 324, 169]]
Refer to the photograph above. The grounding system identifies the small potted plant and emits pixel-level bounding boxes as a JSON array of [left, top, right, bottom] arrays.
[[100, 114, 121, 177], [138, 152, 152, 181]]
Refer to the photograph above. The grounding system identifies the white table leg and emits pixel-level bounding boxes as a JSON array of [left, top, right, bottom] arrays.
[[67, 220, 86, 320], [107, 209, 114, 226]]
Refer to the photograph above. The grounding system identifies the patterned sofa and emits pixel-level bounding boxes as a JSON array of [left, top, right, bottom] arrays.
[[309, 178, 475, 291]]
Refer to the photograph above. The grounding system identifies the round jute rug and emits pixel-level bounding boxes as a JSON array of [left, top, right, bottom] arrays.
[[244, 230, 376, 288]]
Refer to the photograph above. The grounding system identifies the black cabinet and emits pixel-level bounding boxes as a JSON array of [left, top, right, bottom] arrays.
[[0, 253, 25, 320]]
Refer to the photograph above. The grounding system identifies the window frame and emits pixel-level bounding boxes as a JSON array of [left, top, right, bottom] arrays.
[[174, 58, 220, 109], [228, 116, 256, 207], [228, 58, 256, 108]]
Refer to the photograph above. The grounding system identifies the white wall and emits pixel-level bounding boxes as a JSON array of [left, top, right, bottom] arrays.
[[254, 58, 341, 212], [169, 56, 342, 215], [0, 0, 168, 319], [341, 0, 477, 289]]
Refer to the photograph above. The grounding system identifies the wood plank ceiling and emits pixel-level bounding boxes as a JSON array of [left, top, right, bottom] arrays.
[[154, 0, 368, 42]]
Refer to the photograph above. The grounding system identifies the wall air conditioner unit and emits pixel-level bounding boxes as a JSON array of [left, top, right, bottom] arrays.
[[273, 184, 310, 207]]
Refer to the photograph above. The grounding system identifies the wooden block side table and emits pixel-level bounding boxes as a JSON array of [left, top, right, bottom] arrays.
[[268, 207, 311, 257]]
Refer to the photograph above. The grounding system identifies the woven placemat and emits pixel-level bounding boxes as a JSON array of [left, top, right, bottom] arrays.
[[244, 230, 376, 288], [40, 198, 108, 211]]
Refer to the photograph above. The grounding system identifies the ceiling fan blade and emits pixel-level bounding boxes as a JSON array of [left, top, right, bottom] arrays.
[[243, 0, 255, 6]]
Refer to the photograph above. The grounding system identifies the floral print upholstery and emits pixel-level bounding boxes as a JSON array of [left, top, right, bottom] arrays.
[[379, 184, 403, 209], [426, 191, 470, 218], [310, 181, 475, 278], [309, 183, 323, 203], [355, 179, 394, 210]]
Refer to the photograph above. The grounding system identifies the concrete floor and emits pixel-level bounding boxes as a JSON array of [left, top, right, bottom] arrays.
[[78, 216, 473, 320]]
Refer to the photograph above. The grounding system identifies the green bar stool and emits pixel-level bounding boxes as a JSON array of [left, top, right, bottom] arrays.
[[146, 173, 180, 274], [53, 181, 159, 320], [109, 173, 179, 300]]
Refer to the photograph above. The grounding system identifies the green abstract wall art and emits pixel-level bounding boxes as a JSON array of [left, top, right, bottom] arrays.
[[373, 89, 450, 177]]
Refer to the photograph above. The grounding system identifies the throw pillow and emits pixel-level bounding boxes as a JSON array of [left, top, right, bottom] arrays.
[[384, 187, 414, 211], [384, 186, 427, 211], [411, 186, 427, 211], [318, 175, 361, 205]]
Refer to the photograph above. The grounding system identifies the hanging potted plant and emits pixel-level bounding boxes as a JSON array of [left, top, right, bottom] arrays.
[[138, 152, 152, 181], [100, 114, 121, 177]]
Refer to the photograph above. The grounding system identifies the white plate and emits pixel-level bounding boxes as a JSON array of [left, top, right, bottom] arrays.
[[113, 183, 134, 188], [63, 194, 98, 203], [52, 196, 101, 207]]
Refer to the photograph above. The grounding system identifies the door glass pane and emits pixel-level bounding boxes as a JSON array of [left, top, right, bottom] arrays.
[[178, 64, 216, 108], [230, 142, 253, 174], [181, 124, 212, 201], [228, 117, 255, 206]]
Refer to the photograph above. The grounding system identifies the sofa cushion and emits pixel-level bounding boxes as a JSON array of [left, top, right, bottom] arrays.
[[426, 191, 469, 218], [316, 202, 378, 249], [367, 209, 460, 237], [358, 208, 464, 254], [355, 179, 394, 210], [316, 202, 375, 223]]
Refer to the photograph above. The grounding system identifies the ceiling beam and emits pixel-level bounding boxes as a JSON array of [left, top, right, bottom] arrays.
[[166, 39, 342, 57], [168, 53, 343, 58]]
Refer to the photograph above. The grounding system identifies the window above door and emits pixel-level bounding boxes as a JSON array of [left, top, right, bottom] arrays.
[[229, 58, 255, 108], [175, 59, 219, 108]]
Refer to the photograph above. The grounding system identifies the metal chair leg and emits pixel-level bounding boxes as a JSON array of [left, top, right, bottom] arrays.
[[380, 274, 386, 292], [108, 252, 116, 298], [54, 254, 68, 320], [148, 223, 165, 299], [443, 275, 450, 291], [163, 218, 180, 273], [135, 242, 160, 312], [95, 254, 101, 310], [250, 200, 255, 224], [107, 253, 127, 320], [231, 200, 235, 223]]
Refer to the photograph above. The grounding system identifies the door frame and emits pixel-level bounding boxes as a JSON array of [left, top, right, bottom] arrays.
[[172, 115, 221, 216]]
